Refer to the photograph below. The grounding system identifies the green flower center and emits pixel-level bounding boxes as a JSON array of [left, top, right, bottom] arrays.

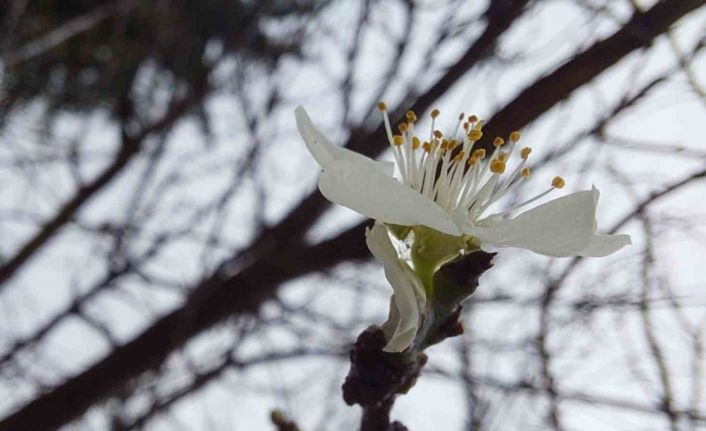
[[406, 226, 479, 296]]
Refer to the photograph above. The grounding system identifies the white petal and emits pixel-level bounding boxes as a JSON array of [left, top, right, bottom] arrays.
[[380, 296, 418, 353], [295, 107, 393, 175], [383, 326, 418, 353], [366, 223, 426, 301], [320, 160, 461, 235], [468, 188, 599, 257], [579, 233, 631, 257], [366, 223, 425, 352]]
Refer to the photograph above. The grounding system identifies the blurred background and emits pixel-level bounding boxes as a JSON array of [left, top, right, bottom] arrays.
[[0, 0, 705, 430]]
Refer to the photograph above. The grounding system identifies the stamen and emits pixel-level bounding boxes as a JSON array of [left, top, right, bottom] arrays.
[[468, 129, 483, 141], [452, 113, 465, 138], [490, 160, 506, 174], [520, 147, 532, 160], [469, 175, 499, 215], [491, 154, 528, 202], [406, 110, 417, 123], [552, 176, 565, 189], [421, 141, 438, 197], [404, 130, 416, 186], [380, 101, 406, 184], [429, 110, 438, 142], [488, 180, 559, 219], [377, 104, 561, 229], [380, 102, 394, 143]]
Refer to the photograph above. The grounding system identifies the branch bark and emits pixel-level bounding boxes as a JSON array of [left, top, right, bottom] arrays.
[[481, 0, 705, 140], [0, 88, 205, 290], [342, 327, 426, 431]]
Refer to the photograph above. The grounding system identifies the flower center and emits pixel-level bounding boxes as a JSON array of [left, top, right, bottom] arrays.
[[377, 103, 565, 226]]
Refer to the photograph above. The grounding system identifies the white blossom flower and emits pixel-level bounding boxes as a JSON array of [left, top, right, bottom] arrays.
[[296, 105, 631, 257], [296, 105, 631, 353]]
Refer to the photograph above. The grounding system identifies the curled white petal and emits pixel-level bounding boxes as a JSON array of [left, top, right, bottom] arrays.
[[579, 233, 631, 257], [320, 160, 461, 236], [383, 326, 418, 353], [295, 106, 393, 175], [467, 188, 599, 257], [381, 297, 401, 343], [380, 297, 418, 353], [366, 223, 425, 352]]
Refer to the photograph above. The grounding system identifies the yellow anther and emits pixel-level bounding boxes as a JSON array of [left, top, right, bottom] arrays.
[[521, 167, 531, 177], [412, 136, 421, 150], [468, 115, 478, 123], [377, 102, 388, 112], [467, 156, 479, 166], [431, 109, 440, 118], [552, 176, 565, 188], [393, 135, 405, 146], [468, 129, 483, 141], [447, 139, 458, 150], [493, 137, 505, 148], [474, 120, 484, 131], [498, 151, 509, 162], [490, 160, 506, 174], [453, 151, 465, 162], [422, 142, 432, 153], [433, 130, 443, 139], [472, 148, 486, 159], [406, 111, 417, 123], [398, 122, 408, 133], [520, 147, 532, 160], [510, 131, 521, 142]]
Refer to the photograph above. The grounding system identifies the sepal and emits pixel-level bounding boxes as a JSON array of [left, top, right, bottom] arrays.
[[431, 250, 496, 306]]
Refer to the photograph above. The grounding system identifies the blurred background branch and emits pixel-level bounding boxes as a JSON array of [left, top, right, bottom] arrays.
[[0, 1, 704, 430]]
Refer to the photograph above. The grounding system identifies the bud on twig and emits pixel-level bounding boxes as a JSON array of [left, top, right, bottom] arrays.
[[342, 327, 426, 431]]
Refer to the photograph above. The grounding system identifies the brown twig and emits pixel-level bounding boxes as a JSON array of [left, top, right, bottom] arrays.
[[0, 83, 207, 290], [342, 327, 427, 431]]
